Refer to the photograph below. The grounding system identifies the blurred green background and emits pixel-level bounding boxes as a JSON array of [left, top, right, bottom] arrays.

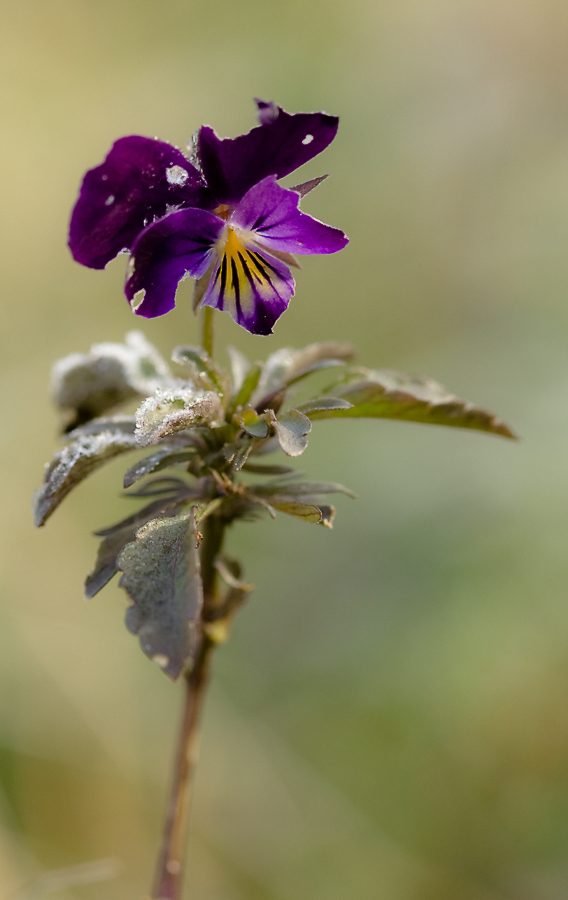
[[2, 0, 568, 897]]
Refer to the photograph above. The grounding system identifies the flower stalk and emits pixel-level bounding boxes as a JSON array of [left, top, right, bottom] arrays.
[[151, 634, 214, 900]]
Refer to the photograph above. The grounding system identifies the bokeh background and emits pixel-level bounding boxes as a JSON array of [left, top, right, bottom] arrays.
[[2, 0, 568, 897]]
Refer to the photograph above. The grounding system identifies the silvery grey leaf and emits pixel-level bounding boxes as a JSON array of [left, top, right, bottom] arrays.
[[118, 509, 203, 680], [34, 431, 138, 527], [123, 448, 196, 489], [135, 388, 224, 446]]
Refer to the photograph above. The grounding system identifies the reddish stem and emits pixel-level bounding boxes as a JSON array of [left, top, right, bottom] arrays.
[[151, 636, 213, 900]]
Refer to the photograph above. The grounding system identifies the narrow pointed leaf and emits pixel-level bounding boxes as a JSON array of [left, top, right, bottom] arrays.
[[227, 346, 252, 393], [34, 430, 138, 527], [310, 370, 516, 438], [123, 448, 196, 488], [118, 510, 203, 680], [296, 397, 354, 415], [233, 363, 262, 409], [241, 463, 297, 476], [251, 480, 356, 498]]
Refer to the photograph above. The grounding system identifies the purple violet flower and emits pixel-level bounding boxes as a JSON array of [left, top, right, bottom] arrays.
[[69, 100, 348, 335]]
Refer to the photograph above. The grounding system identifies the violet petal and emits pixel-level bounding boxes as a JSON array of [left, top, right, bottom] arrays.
[[232, 176, 349, 255], [201, 233, 294, 336], [69, 136, 210, 270], [125, 208, 225, 318], [197, 105, 339, 204]]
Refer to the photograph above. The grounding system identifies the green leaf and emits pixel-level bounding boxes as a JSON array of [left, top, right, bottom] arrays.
[[296, 397, 354, 415], [268, 499, 336, 526], [310, 370, 516, 438], [123, 448, 196, 489], [251, 481, 356, 499], [171, 345, 228, 396], [227, 346, 252, 392], [268, 408, 312, 457], [241, 463, 297, 476], [235, 408, 269, 439], [233, 363, 262, 409], [253, 342, 356, 409], [135, 388, 223, 446], [34, 430, 138, 527], [118, 510, 203, 680]]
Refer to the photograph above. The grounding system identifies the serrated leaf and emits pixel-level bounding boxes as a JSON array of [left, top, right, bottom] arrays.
[[123, 448, 196, 489], [52, 331, 172, 429], [235, 408, 269, 439], [310, 370, 516, 438], [34, 430, 138, 527], [267, 409, 312, 457], [296, 397, 354, 415], [118, 510, 203, 680], [86, 497, 182, 598], [135, 388, 223, 446]]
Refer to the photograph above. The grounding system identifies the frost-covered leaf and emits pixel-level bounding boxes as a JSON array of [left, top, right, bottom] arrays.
[[34, 430, 138, 527], [268, 409, 312, 457], [52, 331, 172, 429], [68, 415, 136, 438], [283, 341, 356, 382], [124, 476, 199, 498], [235, 409, 269, 439], [135, 388, 224, 446], [86, 496, 183, 598], [118, 510, 203, 680], [123, 448, 196, 488], [310, 370, 516, 438], [296, 397, 354, 415]]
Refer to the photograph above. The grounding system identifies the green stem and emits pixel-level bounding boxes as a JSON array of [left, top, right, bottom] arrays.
[[201, 306, 214, 359]]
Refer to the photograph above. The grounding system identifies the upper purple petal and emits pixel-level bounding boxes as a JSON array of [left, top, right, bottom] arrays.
[[231, 176, 349, 255], [69, 136, 211, 270], [197, 102, 339, 204], [125, 208, 224, 318]]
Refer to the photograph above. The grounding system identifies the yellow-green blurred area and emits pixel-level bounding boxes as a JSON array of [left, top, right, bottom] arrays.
[[3, 0, 568, 896]]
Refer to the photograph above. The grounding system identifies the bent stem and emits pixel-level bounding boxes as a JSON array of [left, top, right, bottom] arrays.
[[151, 634, 214, 900]]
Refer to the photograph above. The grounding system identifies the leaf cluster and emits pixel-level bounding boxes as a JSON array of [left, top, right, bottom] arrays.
[[34, 332, 514, 678]]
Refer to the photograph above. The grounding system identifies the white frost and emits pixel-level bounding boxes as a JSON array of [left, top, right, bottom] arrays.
[[166, 165, 189, 186], [105, 195, 115, 206], [302, 134, 314, 145]]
